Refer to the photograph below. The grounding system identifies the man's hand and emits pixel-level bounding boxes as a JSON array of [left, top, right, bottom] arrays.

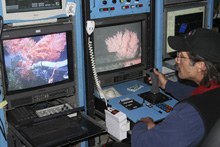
[[137, 117, 156, 130], [148, 68, 168, 90]]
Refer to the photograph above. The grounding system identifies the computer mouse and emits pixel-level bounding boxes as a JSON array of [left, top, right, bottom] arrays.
[[105, 90, 116, 98]]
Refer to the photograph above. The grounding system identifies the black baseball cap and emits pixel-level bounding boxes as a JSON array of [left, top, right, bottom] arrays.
[[168, 28, 220, 62]]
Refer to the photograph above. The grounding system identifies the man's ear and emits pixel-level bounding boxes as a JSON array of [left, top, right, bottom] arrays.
[[196, 61, 206, 72]]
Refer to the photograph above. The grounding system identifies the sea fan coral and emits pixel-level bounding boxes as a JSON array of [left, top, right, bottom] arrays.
[[3, 33, 67, 80], [105, 29, 139, 58]]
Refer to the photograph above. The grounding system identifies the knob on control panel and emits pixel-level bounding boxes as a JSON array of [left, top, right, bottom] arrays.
[[112, 0, 117, 3], [103, 0, 107, 5]]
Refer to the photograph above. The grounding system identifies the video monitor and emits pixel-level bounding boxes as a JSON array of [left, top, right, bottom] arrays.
[[92, 14, 153, 87], [3, 33, 68, 91], [0, 22, 75, 109], [1, 0, 68, 24], [5, 0, 62, 13], [163, 2, 206, 59]]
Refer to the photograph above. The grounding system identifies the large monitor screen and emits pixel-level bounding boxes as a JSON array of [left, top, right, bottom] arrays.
[[163, 4, 205, 59], [89, 14, 153, 87], [0, 23, 75, 109], [94, 22, 142, 73], [2, 32, 68, 91]]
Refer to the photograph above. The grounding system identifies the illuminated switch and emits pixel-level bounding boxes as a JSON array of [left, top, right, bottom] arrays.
[[122, 6, 126, 9], [111, 7, 115, 10], [103, 8, 108, 11], [131, 5, 135, 8], [139, 4, 143, 7], [99, 8, 104, 12], [166, 110, 170, 113], [120, 0, 124, 3], [125, 6, 129, 9]]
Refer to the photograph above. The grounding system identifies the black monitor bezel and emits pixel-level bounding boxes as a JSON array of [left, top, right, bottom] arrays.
[[92, 13, 152, 87], [0, 22, 75, 109], [163, 2, 206, 60]]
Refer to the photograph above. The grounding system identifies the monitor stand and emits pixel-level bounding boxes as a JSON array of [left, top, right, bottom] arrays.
[[139, 68, 170, 104]]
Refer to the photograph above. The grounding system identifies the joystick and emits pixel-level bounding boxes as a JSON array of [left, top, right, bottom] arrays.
[[139, 68, 170, 104], [146, 68, 160, 94]]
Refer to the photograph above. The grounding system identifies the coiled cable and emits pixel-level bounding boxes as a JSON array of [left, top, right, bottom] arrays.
[[88, 37, 107, 107]]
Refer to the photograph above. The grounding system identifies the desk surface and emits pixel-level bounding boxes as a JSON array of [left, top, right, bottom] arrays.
[[96, 80, 178, 122]]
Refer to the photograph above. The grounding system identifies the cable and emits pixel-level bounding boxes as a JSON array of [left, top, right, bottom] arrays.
[[103, 134, 111, 147], [0, 117, 7, 141], [88, 37, 107, 107], [74, 142, 81, 147], [0, 16, 4, 102], [86, 20, 108, 108]]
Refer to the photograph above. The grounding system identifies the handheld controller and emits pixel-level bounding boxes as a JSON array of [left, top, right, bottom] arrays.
[[146, 68, 160, 94], [139, 68, 170, 104]]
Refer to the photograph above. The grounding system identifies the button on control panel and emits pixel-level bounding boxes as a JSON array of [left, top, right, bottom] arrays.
[[156, 103, 173, 113]]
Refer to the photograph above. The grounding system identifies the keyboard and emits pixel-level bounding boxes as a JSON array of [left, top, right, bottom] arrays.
[[20, 115, 87, 147]]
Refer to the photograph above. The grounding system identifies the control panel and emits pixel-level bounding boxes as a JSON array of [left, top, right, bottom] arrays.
[[36, 103, 73, 117], [32, 88, 73, 103], [95, 80, 179, 123], [89, 0, 151, 19]]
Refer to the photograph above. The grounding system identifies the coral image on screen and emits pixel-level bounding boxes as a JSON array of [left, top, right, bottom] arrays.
[[94, 22, 142, 73], [2, 32, 69, 91]]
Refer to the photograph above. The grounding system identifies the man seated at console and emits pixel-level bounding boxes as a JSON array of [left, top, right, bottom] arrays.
[[131, 28, 220, 146]]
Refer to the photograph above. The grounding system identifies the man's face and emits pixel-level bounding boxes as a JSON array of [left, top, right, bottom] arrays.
[[175, 51, 198, 80]]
